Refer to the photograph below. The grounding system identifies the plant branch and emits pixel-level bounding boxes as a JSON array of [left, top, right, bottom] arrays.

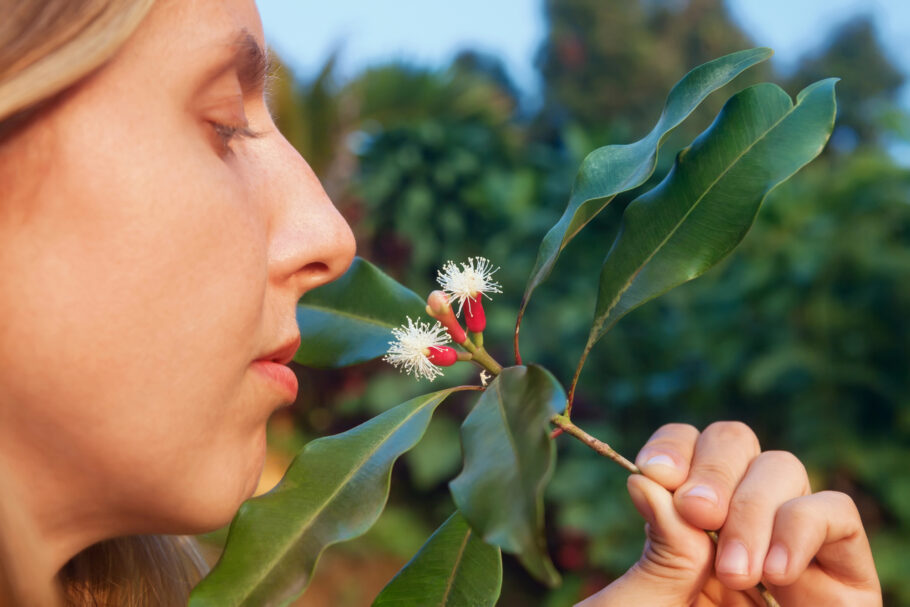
[[453, 384, 485, 393], [550, 414, 639, 473], [513, 301, 527, 366]]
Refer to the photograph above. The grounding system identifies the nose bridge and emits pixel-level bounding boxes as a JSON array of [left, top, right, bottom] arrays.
[[264, 136, 355, 293]]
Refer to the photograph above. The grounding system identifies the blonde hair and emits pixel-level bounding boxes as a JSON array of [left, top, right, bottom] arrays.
[[0, 1, 210, 604], [0, 0, 154, 138]]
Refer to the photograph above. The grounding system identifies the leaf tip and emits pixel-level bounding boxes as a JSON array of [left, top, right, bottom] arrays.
[[734, 46, 773, 64]]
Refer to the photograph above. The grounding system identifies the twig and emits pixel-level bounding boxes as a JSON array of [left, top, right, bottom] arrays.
[[550, 414, 639, 473], [513, 298, 528, 366]]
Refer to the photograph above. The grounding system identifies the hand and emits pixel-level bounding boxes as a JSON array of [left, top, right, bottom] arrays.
[[577, 422, 882, 606]]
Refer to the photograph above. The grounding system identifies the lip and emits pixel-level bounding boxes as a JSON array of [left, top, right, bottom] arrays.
[[251, 335, 301, 400], [251, 360, 298, 400], [257, 335, 302, 365]]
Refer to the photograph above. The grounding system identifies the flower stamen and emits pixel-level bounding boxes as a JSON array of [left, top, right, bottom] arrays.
[[436, 257, 502, 318], [382, 317, 451, 381]]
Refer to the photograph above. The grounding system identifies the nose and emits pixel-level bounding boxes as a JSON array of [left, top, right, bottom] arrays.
[[264, 137, 356, 298]]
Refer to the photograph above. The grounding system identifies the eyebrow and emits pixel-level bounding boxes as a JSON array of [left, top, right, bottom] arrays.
[[231, 29, 271, 94], [200, 28, 274, 97]]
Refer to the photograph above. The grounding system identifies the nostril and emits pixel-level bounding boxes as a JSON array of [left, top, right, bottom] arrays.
[[297, 261, 331, 288], [301, 261, 329, 276]]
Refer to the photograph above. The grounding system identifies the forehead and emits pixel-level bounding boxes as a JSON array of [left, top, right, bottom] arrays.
[[116, 0, 266, 74]]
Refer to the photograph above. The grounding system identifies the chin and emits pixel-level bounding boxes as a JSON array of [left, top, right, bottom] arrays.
[[181, 430, 270, 533]]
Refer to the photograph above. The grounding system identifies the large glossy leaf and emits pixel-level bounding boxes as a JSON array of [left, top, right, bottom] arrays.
[[449, 365, 565, 587], [189, 388, 462, 607], [295, 256, 426, 368], [372, 511, 502, 606], [585, 79, 837, 355], [517, 48, 772, 324]]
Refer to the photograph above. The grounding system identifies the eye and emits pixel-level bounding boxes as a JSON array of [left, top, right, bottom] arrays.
[[209, 120, 259, 156]]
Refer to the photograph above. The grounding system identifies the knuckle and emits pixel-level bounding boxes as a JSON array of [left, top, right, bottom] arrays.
[[662, 422, 699, 437], [818, 490, 860, 516], [778, 496, 816, 527], [704, 420, 760, 452], [650, 423, 699, 445], [757, 450, 807, 478]]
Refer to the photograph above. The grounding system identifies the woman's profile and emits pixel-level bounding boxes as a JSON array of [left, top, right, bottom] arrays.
[[0, 1, 883, 605]]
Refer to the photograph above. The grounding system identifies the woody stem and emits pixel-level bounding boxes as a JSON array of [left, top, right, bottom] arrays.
[[549, 414, 639, 472]]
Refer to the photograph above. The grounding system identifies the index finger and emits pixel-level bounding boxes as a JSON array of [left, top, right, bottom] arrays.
[[635, 423, 700, 490]]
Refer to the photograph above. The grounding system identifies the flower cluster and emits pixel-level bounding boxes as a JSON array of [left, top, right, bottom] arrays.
[[436, 257, 502, 332], [382, 317, 457, 382], [384, 257, 502, 381]]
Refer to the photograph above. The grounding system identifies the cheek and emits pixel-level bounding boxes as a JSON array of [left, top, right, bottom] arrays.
[[0, 95, 271, 521]]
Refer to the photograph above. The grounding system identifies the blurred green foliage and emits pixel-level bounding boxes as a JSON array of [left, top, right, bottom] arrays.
[[270, 0, 910, 603]]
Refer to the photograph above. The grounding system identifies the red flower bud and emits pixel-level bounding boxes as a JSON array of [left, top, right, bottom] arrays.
[[464, 295, 486, 332], [426, 346, 458, 366], [426, 290, 467, 344]]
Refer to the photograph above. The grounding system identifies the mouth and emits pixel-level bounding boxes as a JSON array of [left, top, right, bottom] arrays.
[[257, 335, 302, 365], [251, 334, 301, 401]]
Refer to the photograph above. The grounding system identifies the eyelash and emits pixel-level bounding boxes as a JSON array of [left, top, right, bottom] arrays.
[[210, 121, 260, 154]]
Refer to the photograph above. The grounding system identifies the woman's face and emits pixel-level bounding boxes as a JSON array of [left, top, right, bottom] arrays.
[[0, 0, 354, 556]]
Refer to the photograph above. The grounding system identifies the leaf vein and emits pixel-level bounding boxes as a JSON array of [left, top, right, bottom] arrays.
[[440, 528, 472, 606]]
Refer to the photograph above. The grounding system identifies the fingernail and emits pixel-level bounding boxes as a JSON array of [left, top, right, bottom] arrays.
[[764, 544, 789, 576], [626, 478, 655, 526], [717, 541, 750, 576], [643, 454, 676, 469], [682, 484, 718, 505]]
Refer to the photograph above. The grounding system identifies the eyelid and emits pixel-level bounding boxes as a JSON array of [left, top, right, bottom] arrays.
[[214, 122, 260, 140], [209, 119, 267, 157]]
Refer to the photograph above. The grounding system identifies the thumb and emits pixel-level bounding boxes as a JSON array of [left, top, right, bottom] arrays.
[[624, 474, 716, 605]]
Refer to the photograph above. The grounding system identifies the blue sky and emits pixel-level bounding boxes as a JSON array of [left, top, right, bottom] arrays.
[[255, 0, 910, 108]]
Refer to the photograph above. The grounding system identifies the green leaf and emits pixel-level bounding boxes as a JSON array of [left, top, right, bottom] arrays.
[[518, 48, 772, 321], [295, 256, 426, 368], [449, 365, 565, 587], [372, 512, 502, 606], [189, 388, 462, 607], [586, 79, 838, 351]]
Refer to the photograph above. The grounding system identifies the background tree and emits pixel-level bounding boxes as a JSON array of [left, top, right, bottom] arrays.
[[535, 0, 771, 142], [786, 17, 906, 148]]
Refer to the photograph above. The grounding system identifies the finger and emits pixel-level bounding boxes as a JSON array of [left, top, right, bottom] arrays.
[[674, 421, 761, 531], [576, 476, 715, 607], [762, 491, 879, 590], [635, 423, 699, 490], [713, 451, 810, 590], [624, 474, 714, 605]]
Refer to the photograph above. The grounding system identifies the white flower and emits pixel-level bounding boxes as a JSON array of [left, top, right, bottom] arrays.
[[382, 317, 451, 381], [436, 257, 502, 316]]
